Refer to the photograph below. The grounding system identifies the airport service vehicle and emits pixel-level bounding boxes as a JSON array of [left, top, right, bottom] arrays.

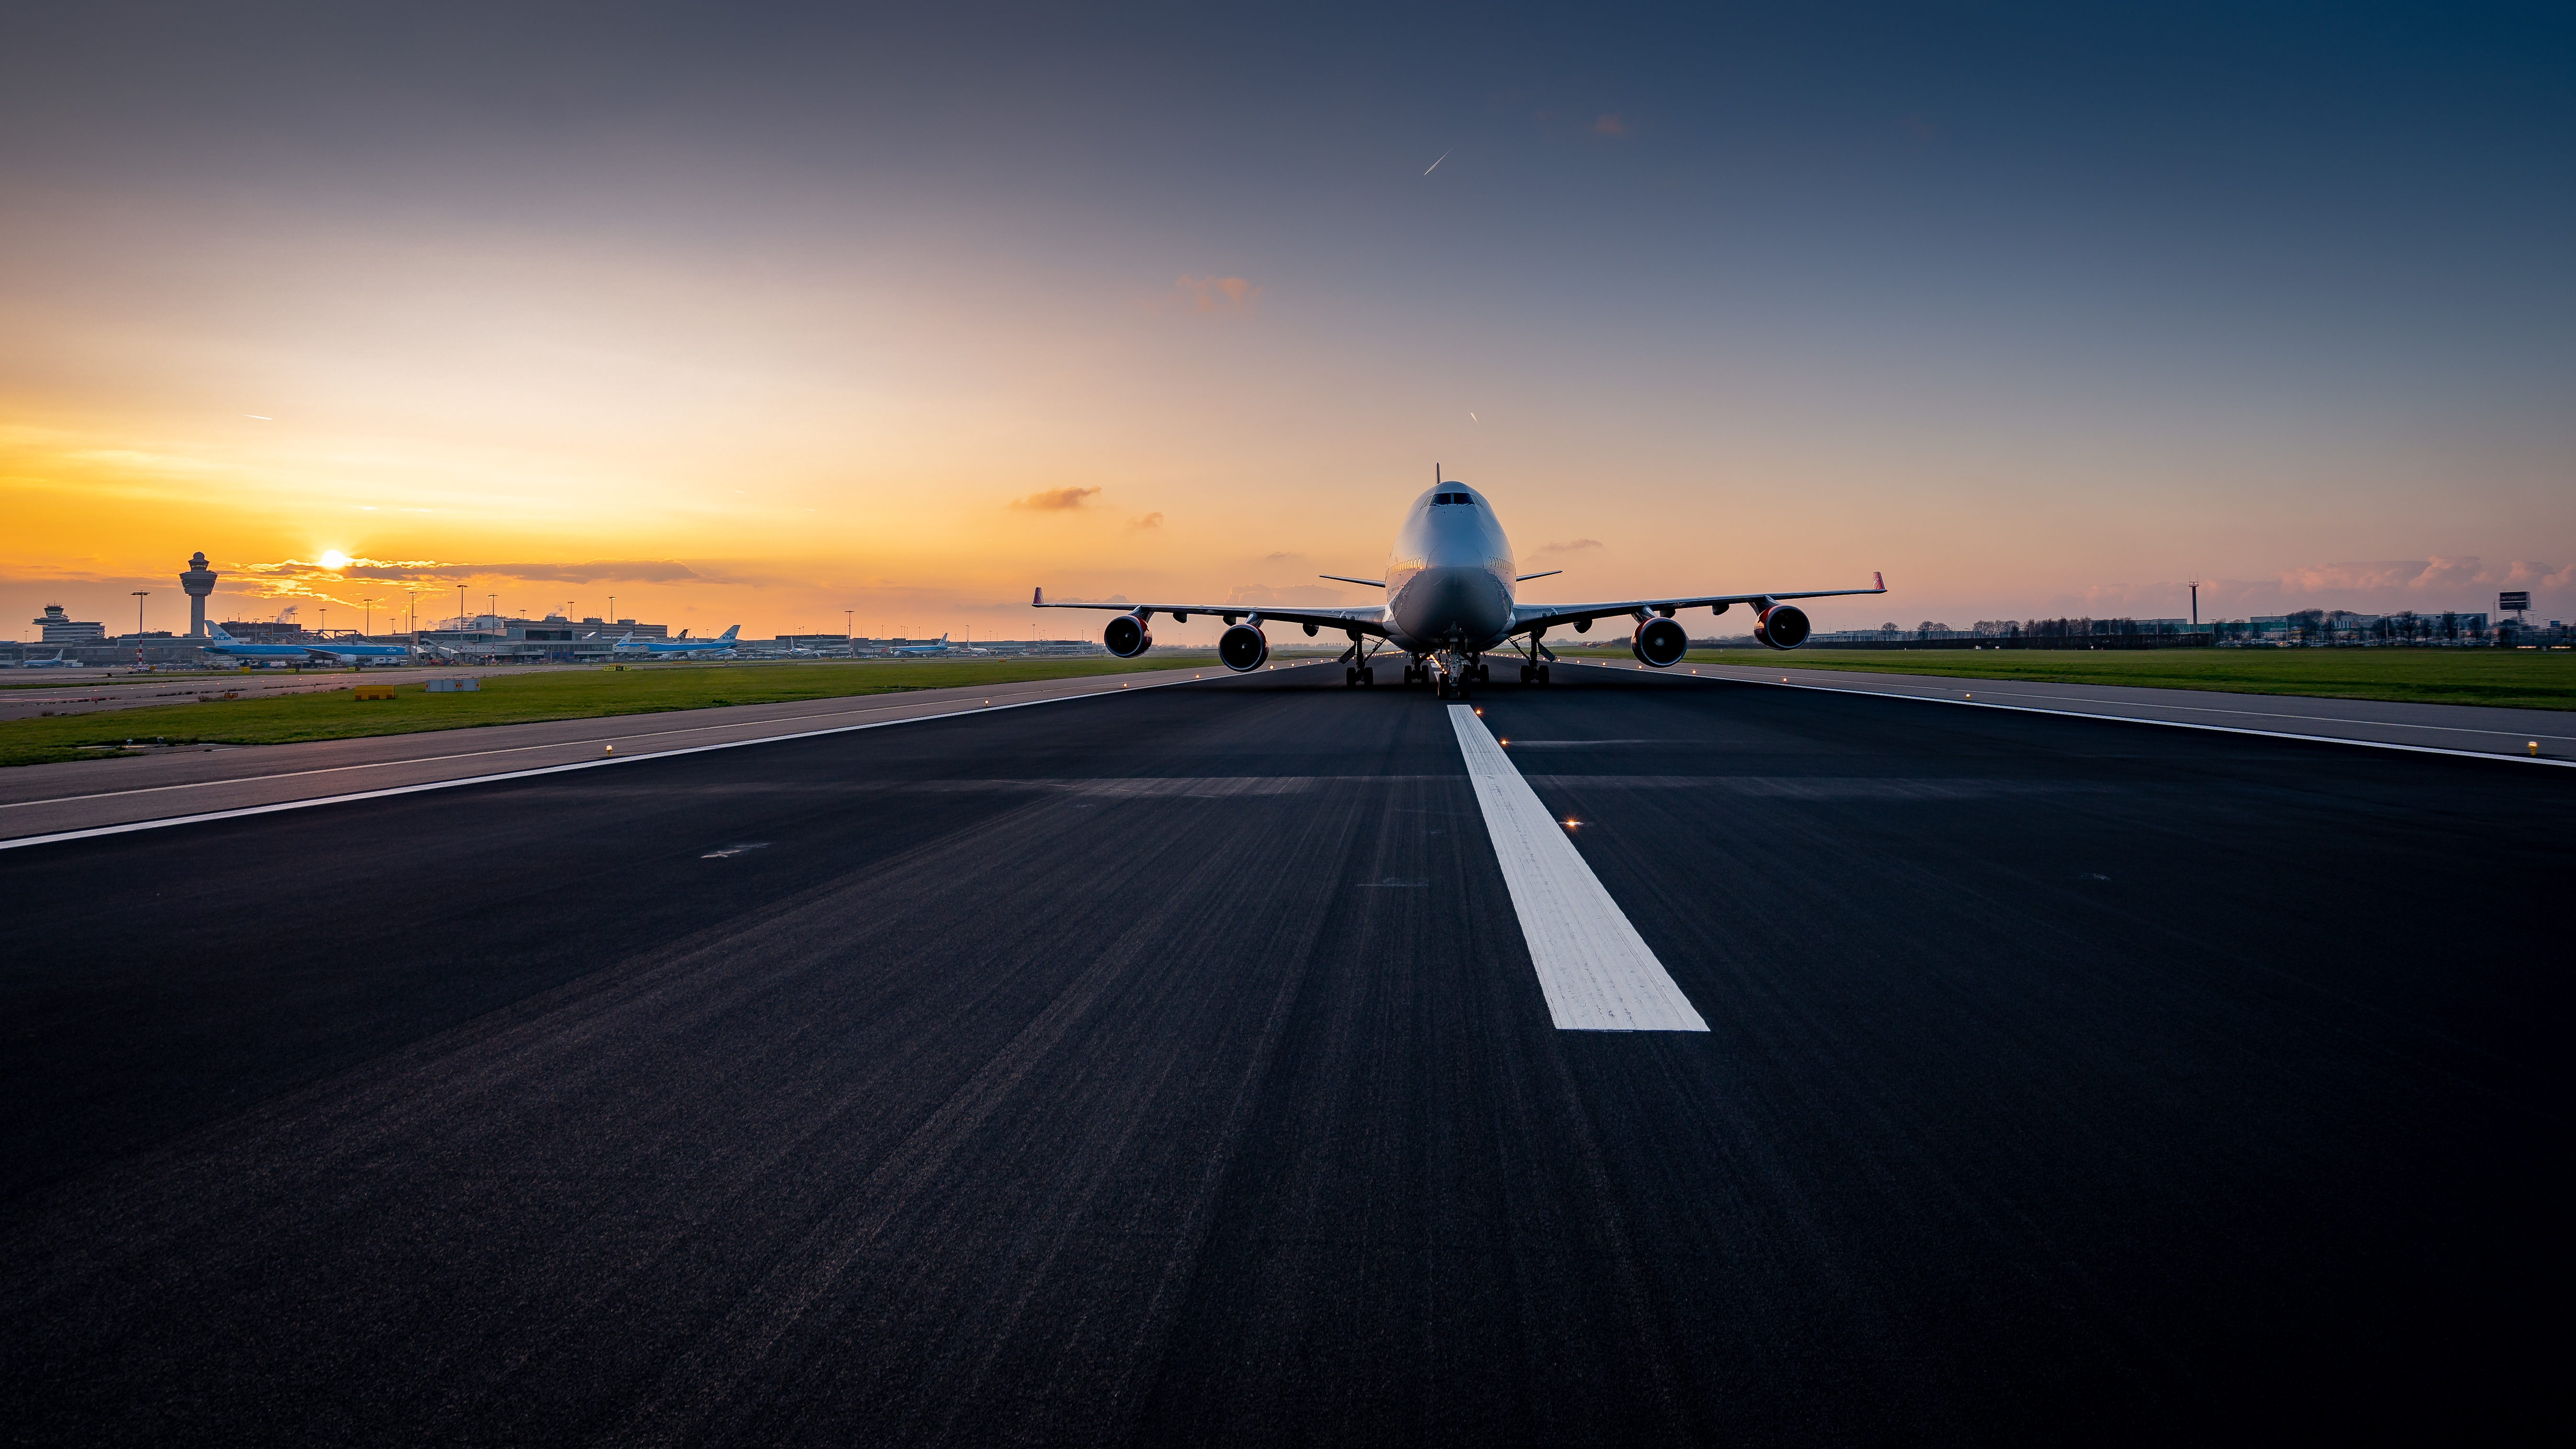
[[1035, 478, 1883, 698], [199, 623, 405, 665], [612, 625, 742, 657]]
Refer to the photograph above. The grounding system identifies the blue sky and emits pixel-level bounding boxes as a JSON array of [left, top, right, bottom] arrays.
[[4, 2, 2569, 636]]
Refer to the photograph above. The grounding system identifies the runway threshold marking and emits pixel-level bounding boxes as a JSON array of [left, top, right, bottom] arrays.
[[1447, 704, 1708, 1033], [0, 673, 1218, 853]]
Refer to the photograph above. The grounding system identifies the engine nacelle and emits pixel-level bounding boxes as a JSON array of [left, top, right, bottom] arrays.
[[1631, 615, 1689, 667], [1217, 623, 1270, 672], [1753, 604, 1811, 650], [1103, 613, 1153, 658]]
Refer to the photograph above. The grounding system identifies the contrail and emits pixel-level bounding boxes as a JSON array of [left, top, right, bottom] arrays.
[[1470, 412, 1478, 422], [244, 414, 272, 420], [1424, 149, 1450, 176]]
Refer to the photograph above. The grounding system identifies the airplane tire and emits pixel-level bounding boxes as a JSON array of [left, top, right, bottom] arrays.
[[1539, 665, 1551, 684], [1361, 668, 1375, 686]]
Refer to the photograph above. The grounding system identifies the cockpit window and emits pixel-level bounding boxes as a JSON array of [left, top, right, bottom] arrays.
[[1430, 492, 1474, 505]]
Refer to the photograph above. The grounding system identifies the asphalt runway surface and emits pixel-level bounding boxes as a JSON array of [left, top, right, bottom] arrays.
[[3, 663, 2563, 1444]]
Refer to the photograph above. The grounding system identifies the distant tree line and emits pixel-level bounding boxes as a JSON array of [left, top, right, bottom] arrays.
[[1954, 618, 2197, 639]]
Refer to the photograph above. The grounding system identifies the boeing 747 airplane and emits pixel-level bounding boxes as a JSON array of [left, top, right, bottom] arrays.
[[1035, 477, 1883, 699]]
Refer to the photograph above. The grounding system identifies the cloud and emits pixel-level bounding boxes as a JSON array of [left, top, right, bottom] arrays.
[[1592, 113, 1629, 137], [1128, 511, 1164, 530], [1532, 538, 1604, 557], [1011, 486, 1101, 512], [1223, 583, 1345, 607], [1170, 274, 1260, 316], [373, 560, 706, 583], [238, 556, 703, 584]]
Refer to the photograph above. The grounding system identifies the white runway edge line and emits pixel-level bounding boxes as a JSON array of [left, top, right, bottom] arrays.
[[1447, 704, 1708, 1033], [1702, 672, 2576, 769], [0, 673, 1214, 853]]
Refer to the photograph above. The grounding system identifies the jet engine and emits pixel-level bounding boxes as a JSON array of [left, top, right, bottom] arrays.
[[1217, 623, 1270, 672], [1753, 604, 1811, 650], [1103, 613, 1153, 658], [1631, 615, 1689, 667]]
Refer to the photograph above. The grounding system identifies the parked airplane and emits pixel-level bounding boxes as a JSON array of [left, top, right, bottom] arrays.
[[199, 622, 406, 665], [612, 625, 742, 656], [1035, 477, 1883, 698], [887, 634, 956, 656], [8, 648, 76, 668], [303, 636, 411, 665], [196, 623, 407, 665]]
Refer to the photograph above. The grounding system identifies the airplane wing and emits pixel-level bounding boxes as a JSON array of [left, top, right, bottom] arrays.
[[1509, 572, 1886, 633], [1033, 588, 1391, 637]]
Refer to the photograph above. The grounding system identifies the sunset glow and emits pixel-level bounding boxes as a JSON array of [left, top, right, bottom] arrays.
[[4, 5, 2568, 642]]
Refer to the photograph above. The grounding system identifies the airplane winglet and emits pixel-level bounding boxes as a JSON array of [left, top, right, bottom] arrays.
[[1874, 571, 1885, 591], [1032, 587, 1043, 607]]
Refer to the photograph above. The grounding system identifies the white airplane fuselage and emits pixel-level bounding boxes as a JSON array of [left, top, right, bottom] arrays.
[[1383, 484, 1517, 655]]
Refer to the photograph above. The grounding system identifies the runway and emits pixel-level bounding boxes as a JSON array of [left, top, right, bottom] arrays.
[[0, 664, 1212, 842], [3, 662, 2563, 1443]]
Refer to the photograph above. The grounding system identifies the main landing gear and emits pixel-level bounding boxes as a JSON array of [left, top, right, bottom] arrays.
[[1518, 663, 1552, 685], [1343, 665, 1376, 687]]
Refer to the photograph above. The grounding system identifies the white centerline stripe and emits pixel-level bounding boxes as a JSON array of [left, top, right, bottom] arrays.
[[1447, 705, 1707, 1033]]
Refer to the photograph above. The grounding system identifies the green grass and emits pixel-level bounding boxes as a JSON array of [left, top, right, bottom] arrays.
[[0, 658, 1185, 768], [1676, 647, 2576, 711]]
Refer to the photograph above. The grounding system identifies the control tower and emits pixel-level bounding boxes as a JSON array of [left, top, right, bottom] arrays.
[[178, 551, 219, 637]]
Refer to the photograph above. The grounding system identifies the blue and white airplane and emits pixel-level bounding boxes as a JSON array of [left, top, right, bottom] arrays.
[[201, 622, 405, 664], [612, 624, 741, 657], [1035, 476, 1884, 698], [887, 634, 956, 656], [304, 636, 411, 664], [7, 647, 76, 669]]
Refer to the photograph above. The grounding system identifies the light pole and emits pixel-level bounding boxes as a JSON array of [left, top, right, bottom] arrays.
[[457, 584, 466, 633], [844, 610, 853, 657], [609, 596, 616, 624], [319, 606, 327, 635], [2188, 580, 2201, 628], [131, 591, 149, 635], [362, 596, 378, 635]]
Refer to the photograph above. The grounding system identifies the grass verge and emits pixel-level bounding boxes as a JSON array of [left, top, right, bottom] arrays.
[[1672, 647, 2576, 711], [0, 658, 1186, 768]]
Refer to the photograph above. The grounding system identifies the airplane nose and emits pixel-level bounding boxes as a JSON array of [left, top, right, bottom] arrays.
[[1400, 564, 1509, 643]]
